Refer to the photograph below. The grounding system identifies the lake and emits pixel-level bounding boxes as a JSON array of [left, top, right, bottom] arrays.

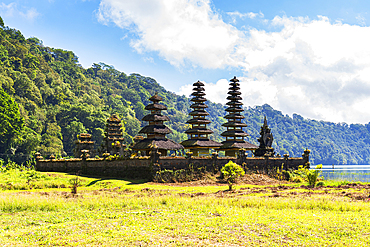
[[316, 165, 370, 182]]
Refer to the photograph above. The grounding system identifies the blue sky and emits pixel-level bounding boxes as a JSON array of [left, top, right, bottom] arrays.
[[2, 0, 370, 124]]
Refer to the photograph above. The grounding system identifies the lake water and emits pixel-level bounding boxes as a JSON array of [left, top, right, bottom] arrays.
[[315, 165, 370, 182]]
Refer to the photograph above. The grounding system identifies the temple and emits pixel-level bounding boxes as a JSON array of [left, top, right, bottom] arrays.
[[220, 76, 258, 157], [181, 81, 222, 156], [131, 93, 183, 156], [104, 114, 125, 155], [254, 116, 275, 157], [74, 133, 94, 157]]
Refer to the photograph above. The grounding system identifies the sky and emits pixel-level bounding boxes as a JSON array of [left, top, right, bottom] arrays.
[[2, 0, 370, 124]]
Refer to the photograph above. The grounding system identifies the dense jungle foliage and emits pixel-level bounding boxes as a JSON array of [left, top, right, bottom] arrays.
[[1, 16, 370, 165]]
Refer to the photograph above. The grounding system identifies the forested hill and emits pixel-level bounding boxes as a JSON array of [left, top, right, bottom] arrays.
[[1, 16, 370, 165]]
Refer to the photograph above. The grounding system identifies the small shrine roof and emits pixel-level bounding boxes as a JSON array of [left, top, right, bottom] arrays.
[[107, 114, 121, 122], [193, 80, 205, 87], [149, 93, 163, 102]]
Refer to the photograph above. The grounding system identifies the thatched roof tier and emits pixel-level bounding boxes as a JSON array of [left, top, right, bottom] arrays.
[[220, 140, 258, 150], [226, 101, 243, 106], [131, 138, 184, 150], [107, 114, 122, 122], [225, 107, 244, 112], [107, 137, 124, 141], [185, 128, 213, 135], [221, 130, 249, 137], [139, 125, 172, 134], [193, 86, 205, 91], [193, 81, 204, 87], [227, 95, 242, 101], [186, 118, 211, 124], [181, 139, 222, 148], [149, 94, 163, 102], [191, 91, 206, 97], [145, 103, 167, 111], [222, 122, 248, 127], [142, 114, 170, 121], [229, 86, 240, 91], [190, 97, 207, 102], [189, 110, 209, 116], [228, 91, 241, 96], [224, 114, 245, 119], [190, 103, 208, 109]]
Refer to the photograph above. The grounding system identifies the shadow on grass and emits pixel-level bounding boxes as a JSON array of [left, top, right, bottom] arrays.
[[67, 173, 150, 187]]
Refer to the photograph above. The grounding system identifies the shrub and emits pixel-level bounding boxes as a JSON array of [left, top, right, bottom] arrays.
[[221, 161, 245, 191]]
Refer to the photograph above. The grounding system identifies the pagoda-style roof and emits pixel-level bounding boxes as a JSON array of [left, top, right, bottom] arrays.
[[227, 95, 242, 101], [142, 114, 170, 121], [220, 140, 258, 150], [149, 93, 163, 102], [145, 103, 167, 111], [131, 138, 183, 150], [185, 128, 213, 135], [224, 114, 245, 119], [193, 80, 204, 87], [226, 101, 243, 106], [221, 130, 249, 137], [189, 110, 209, 116], [181, 139, 222, 148], [186, 118, 211, 124], [222, 122, 248, 127], [107, 114, 122, 123], [190, 103, 208, 108], [139, 125, 172, 134], [225, 107, 244, 112]]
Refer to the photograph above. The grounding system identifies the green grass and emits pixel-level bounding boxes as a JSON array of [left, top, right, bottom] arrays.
[[0, 170, 369, 246]]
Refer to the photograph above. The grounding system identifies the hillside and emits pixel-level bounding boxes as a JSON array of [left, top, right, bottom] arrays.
[[1, 16, 370, 165]]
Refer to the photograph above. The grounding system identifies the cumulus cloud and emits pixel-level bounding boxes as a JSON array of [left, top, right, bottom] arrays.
[[97, 0, 370, 124], [227, 11, 264, 23], [0, 2, 39, 21]]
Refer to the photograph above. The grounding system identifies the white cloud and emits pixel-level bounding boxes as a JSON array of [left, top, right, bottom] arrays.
[[227, 11, 264, 23], [0, 2, 39, 21], [97, 0, 370, 124]]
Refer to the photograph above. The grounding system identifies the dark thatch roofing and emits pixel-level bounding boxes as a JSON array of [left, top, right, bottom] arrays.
[[222, 122, 248, 127], [131, 138, 184, 150], [191, 97, 207, 102], [187, 118, 211, 124], [145, 103, 167, 111], [107, 114, 121, 123], [221, 130, 248, 137], [227, 95, 242, 101], [224, 114, 245, 119], [228, 86, 240, 90], [185, 128, 213, 135], [225, 107, 244, 112], [230, 76, 239, 83], [149, 94, 163, 102], [142, 114, 170, 122], [191, 91, 206, 97], [220, 140, 258, 150], [193, 86, 205, 91], [190, 103, 208, 109], [228, 91, 241, 96], [139, 125, 172, 134], [189, 110, 209, 116], [193, 81, 204, 87], [181, 139, 222, 148], [226, 101, 243, 106]]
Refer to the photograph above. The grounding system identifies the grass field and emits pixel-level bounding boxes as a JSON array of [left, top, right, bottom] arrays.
[[0, 170, 369, 246]]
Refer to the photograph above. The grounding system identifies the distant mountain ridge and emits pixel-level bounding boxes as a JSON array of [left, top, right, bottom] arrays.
[[1, 16, 370, 165]]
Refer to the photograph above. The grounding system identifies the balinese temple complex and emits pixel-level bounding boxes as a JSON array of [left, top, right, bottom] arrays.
[[220, 76, 258, 157], [131, 93, 184, 156], [181, 81, 222, 156]]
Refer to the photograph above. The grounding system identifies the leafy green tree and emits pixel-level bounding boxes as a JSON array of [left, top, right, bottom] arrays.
[[0, 88, 24, 153], [221, 161, 245, 191]]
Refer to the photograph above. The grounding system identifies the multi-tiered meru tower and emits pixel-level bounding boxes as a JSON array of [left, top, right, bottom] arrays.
[[105, 114, 125, 155], [220, 76, 258, 157], [181, 81, 222, 156], [132, 93, 183, 156]]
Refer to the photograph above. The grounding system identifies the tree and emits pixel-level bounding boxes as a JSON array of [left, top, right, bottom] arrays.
[[221, 161, 245, 191], [0, 88, 24, 153]]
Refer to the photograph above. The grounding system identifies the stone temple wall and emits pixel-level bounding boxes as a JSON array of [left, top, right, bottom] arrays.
[[36, 151, 310, 179]]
